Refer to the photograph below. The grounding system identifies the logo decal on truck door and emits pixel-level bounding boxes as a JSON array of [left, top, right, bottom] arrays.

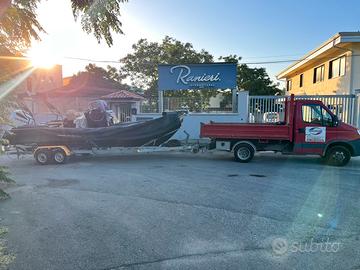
[[305, 127, 326, 143]]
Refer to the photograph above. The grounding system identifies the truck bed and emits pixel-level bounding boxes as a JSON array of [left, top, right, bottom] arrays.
[[200, 122, 291, 141]]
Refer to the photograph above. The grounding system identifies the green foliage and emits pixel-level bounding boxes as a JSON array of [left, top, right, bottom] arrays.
[[0, 0, 44, 53], [0, 98, 13, 124], [0, 50, 20, 124], [72, 0, 128, 46], [0, 166, 14, 201], [220, 55, 283, 96], [70, 63, 130, 92], [0, 166, 14, 184], [0, 0, 127, 50], [83, 63, 124, 84], [217, 55, 283, 108], [0, 189, 9, 200], [0, 226, 15, 268], [121, 38, 282, 111]]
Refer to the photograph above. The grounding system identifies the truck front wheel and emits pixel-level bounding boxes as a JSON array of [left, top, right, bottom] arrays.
[[233, 143, 255, 163], [325, 146, 351, 167]]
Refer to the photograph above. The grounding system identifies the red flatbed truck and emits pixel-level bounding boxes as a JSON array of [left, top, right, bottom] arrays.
[[200, 95, 360, 166]]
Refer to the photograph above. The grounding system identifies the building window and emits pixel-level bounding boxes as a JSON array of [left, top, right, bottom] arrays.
[[286, 79, 292, 91], [299, 74, 303, 88], [313, 65, 324, 83], [329, 55, 346, 79]]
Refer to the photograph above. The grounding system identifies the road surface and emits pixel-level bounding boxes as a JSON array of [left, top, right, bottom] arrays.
[[0, 152, 359, 270]]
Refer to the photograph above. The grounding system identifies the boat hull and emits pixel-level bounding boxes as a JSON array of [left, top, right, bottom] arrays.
[[5, 112, 181, 148]]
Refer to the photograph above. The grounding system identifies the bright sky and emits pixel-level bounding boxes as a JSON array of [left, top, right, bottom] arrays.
[[28, 0, 360, 85]]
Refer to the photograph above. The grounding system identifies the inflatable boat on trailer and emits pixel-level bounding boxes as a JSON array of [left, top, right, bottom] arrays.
[[2, 112, 187, 164]]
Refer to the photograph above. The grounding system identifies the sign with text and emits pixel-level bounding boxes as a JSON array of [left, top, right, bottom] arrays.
[[158, 63, 237, 91], [305, 127, 326, 143]]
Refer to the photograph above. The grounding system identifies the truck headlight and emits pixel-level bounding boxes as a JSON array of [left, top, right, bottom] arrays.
[[357, 129, 360, 135]]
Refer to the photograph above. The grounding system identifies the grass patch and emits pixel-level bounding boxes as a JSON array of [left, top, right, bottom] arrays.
[[0, 166, 14, 200], [0, 227, 15, 269], [0, 190, 9, 201], [0, 166, 14, 184]]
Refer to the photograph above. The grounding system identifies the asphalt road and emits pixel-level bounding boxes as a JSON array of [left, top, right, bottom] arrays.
[[0, 152, 360, 270]]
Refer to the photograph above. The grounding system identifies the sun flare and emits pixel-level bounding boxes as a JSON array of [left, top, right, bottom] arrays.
[[27, 45, 60, 69]]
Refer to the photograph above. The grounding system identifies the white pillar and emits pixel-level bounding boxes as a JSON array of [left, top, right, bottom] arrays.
[[232, 88, 238, 113], [158, 91, 164, 113], [237, 91, 249, 123]]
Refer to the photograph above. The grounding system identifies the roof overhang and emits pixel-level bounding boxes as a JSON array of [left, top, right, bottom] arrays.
[[277, 32, 360, 80]]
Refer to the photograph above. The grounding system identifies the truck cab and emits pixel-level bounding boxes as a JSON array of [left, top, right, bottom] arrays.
[[292, 99, 360, 165], [200, 96, 360, 166]]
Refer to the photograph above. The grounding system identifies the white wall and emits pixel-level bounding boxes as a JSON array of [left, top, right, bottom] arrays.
[[134, 113, 247, 140], [175, 113, 246, 140], [134, 91, 249, 140]]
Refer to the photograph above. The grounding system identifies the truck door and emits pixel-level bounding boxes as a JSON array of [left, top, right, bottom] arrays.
[[294, 103, 336, 154]]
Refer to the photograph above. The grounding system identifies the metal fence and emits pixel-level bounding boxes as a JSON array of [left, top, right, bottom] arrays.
[[140, 96, 233, 113], [249, 94, 358, 125], [163, 97, 233, 113]]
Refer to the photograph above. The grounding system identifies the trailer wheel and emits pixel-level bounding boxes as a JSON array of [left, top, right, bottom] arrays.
[[34, 149, 50, 165], [234, 143, 255, 163], [325, 146, 351, 167], [53, 149, 68, 164]]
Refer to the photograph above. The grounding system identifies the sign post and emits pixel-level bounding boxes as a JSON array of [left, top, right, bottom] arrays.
[[158, 63, 237, 113]]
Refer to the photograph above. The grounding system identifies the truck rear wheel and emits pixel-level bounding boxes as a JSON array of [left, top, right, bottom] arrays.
[[34, 149, 50, 165], [234, 143, 255, 163], [325, 146, 351, 167]]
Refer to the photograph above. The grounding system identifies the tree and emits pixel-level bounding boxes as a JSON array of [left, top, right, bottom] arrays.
[[83, 63, 124, 84], [220, 55, 282, 96], [0, 46, 26, 124], [121, 36, 216, 111], [0, 0, 127, 49], [0, 0, 128, 122], [68, 63, 130, 90], [121, 39, 283, 111], [218, 55, 283, 109]]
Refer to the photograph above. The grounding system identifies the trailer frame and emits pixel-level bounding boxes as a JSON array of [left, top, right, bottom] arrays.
[[4, 141, 203, 165]]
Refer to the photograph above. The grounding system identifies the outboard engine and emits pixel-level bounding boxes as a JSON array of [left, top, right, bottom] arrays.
[[85, 100, 114, 128], [10, 110, 35, 127]]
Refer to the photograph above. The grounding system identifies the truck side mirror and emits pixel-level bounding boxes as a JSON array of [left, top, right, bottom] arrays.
[[333, 115, 339, 127]]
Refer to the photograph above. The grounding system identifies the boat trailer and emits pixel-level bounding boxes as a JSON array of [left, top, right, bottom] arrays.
[[2, 131, 205, 165]]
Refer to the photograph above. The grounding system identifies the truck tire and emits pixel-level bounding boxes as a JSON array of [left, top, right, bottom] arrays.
[[325, 145, 351, 167], [233, 143, 255, 163], [52, 148, 68, 164], [34, 149, 50, 165]]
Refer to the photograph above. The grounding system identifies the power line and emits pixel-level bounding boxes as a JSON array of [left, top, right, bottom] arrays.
[[240, 59, 300, 65], [64, 57, 121, 64], [63, 56, 299, 65], [64, 54, 357, 66], [1, 52, 357, 66], [241, 53, 303, 59]]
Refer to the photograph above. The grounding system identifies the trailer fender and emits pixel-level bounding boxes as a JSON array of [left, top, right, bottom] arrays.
[[231, 141, 256, 153], [34, 145, 72, 156]]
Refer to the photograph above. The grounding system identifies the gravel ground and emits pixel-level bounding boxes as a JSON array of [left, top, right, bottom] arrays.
[[0, 151, 359, 270]]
